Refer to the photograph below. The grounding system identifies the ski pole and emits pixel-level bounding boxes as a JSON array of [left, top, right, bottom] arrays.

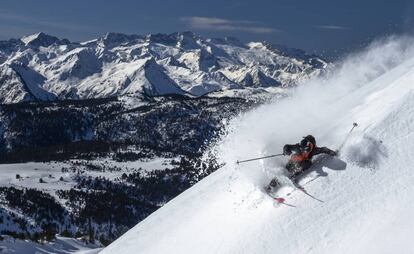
[[236, 153, 284, 164], [338, 122, 358, 151]]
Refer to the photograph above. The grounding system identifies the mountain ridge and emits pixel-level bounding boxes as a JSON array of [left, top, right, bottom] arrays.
[[0, 32, 328, 104]]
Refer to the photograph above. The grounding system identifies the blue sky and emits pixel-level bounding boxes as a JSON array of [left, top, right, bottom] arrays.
[[0, 0, 413, 58]]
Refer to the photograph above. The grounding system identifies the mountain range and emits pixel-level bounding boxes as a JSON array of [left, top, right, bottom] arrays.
[[0, 31, 328, 104]]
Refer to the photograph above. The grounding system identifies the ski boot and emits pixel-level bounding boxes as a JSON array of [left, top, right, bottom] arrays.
[[265, 178, 281, 194]]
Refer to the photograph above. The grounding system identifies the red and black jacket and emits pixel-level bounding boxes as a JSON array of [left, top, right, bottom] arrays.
[[283, 143, 336, 163]]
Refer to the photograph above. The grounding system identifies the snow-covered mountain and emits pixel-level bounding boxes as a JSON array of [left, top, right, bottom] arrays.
[[0, 32, 327, 103], [100, 37, 414, 254]]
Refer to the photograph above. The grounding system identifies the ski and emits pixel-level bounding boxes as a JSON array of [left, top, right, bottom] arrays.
[[265, 173, 323, 207], [292, 183, 324, 203], [274, 197, 296, 207], [265, 190, 297, 207]]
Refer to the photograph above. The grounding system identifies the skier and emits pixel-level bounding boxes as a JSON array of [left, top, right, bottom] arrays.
[[267, 135, 337, 191]]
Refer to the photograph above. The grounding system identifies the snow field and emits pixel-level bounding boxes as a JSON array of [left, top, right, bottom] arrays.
[[101, 36, 414, 254]]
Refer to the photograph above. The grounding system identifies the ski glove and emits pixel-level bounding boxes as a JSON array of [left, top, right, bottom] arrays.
[[329, 150, 338, 156], [283, 145, 292, 155]]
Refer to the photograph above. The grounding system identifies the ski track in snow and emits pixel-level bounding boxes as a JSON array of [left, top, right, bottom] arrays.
[[100, 36, 414, 254]]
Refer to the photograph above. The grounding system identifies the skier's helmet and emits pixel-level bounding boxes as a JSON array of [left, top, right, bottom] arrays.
[[303, 135, 316, 145], [300, 135, 316, 152]]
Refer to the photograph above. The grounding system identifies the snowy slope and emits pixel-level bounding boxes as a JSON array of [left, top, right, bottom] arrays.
[[0, 32, 327, 103], [101, 36, 414, 254]]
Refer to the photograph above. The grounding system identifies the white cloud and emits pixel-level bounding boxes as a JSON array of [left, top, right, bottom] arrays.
[[0, 9, 92, 32], [314, 25, 351, 30], [180, 16, 279, 34]]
